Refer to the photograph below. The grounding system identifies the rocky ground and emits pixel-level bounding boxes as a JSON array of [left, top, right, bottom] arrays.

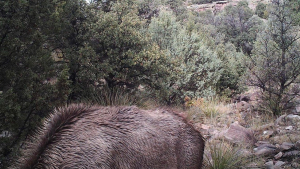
[[190, 89, 300, 168], [186, 0, 268, 12]]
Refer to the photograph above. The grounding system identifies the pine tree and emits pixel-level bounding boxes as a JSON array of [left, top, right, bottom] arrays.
[[0, 0, 68, 166], [245, 0, 300, 115]]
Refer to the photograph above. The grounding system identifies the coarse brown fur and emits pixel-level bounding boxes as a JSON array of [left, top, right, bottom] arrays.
[[13, 104, 205, 169]]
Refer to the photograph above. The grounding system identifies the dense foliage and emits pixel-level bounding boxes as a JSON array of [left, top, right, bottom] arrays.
[[0, 0, 70, 166]]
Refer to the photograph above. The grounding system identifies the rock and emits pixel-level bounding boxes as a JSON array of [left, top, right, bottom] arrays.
[[240, 111, 251, 121], [282, 150, 300, 158], [265, 160, 285, 169], [276, 114, 300, 126], [280, 142, 294, 150], [274, 161, 285, 168], [223, 121, 256, 146], [272, 134, 300, 144], [295, 106, 300, 114], [285, 126, 293, 130], [263, 130, 274, 139], [236, 101, 251, 112], [275, 115, 286, 126], [274, 152, 283, 160], [255, 141, 271, 147], [291, 162, 300, 168], [286, 114, 300, 124], [265, 161, 274, 169], [254, 144, 278, 156], [295, 140, 300, 150]]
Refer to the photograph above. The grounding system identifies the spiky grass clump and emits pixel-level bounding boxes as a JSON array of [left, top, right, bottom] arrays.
[[204, 141, 246, 169]]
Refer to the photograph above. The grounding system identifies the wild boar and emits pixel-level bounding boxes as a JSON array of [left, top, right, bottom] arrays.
[[13, 104, 204, 169]]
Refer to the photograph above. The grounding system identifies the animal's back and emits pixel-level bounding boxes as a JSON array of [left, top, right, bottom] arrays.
[[14, 104, 204, 169]]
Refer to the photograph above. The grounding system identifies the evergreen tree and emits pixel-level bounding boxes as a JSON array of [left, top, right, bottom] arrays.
[[0, 0, 70, 167], [148, 10, 222, 104], [86, 1, 167, 94], [44, 0, 95, 101], [215, 1, 262, 55], [245, 0, 300, 115]]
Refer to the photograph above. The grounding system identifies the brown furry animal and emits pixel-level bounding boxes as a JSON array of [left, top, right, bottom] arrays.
[[14, 104, 204, 169]]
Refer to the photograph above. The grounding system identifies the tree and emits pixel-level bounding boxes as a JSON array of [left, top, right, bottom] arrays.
[[148, 10, 222, 104], [0, 0, 70, 167], [215, 1, 262, 55], [86, 1, 167, 95], [245, 0, 300, 115], [43, 0, 96, 101], [216, 43, 245, 97]]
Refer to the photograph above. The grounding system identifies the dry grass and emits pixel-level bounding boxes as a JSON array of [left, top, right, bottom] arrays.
[[248, 113, 274, 130], [186, 97, 234, 125], [203, 140, 249, 169]]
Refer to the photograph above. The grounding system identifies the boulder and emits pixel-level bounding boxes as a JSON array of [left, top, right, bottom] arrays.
[[274, 152, 283, 160], [295, 140, 300, 150], [275, 115, 287, 126], [279, 142, 294, 151], [254, 144, 278, 156], [282, 150, 300, 158], [236, 101, 251, 112], [295, 106, 300, 114], [274, 161, 285, 169], [265, 161, 274, 169], [286, 114, 300, 122], [223, 121, 257, 146], [275, 114, 300, 126], [286, 115, 300, 127], [265, 160, 285, 169]]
